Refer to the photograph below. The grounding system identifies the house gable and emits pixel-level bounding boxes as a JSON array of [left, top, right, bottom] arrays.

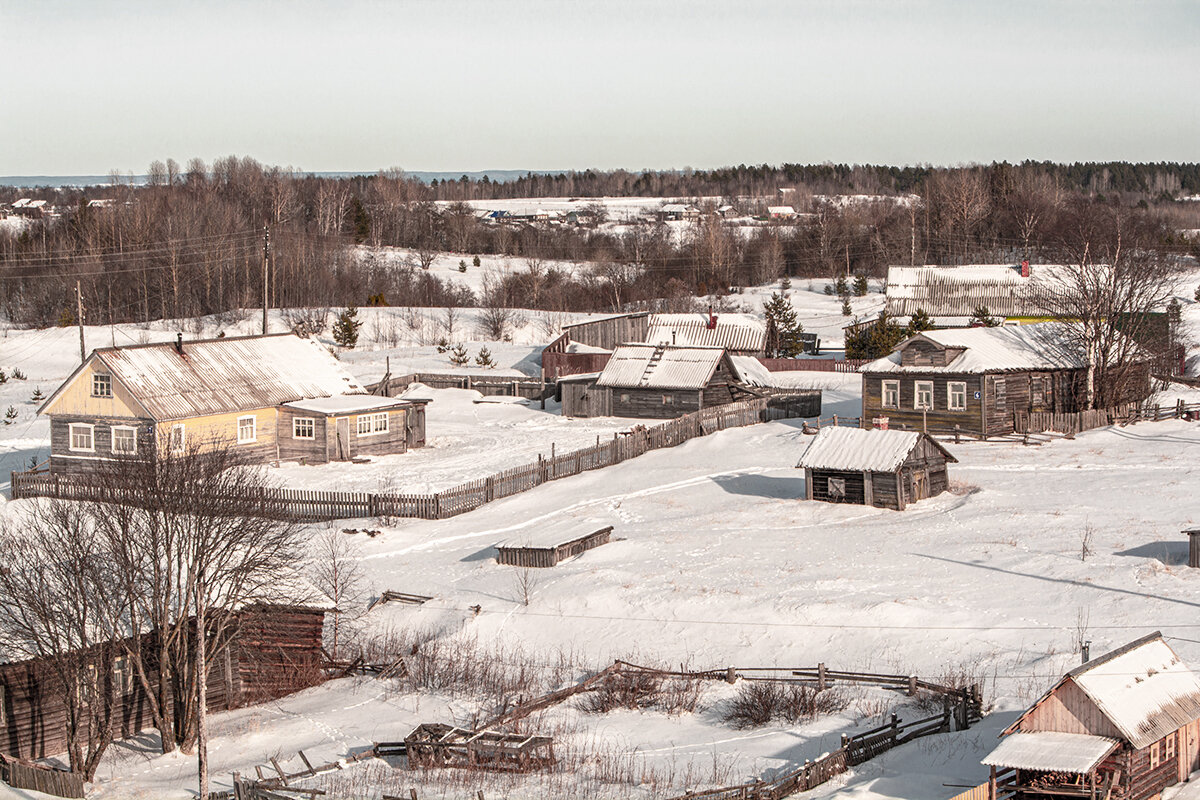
[[39, 354, 151, 420], [1014, 676, 1124, 740], [899, 336, 966, 368]]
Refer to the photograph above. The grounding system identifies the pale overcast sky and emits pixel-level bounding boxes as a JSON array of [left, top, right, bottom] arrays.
[[1, 0, 1197, 175]]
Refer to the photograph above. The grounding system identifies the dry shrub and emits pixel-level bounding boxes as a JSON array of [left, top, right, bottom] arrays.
[[722, 681, 847, 729], [913, 658, 988, 714], [580, 672, 705, 716]]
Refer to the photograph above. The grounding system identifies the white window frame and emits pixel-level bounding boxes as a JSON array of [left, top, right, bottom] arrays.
[[92, 374, 113, 398], [881, 380, 899, 408], [111, 425, 138, 455], [357, 412, 389, 436], [169, 423, 185, 454], [1031, 376, 1044, 405], [293, 417, 316, 440], [69, 423, 95, 452], [914, 380, 934, 411], [947, 381, 966, 412], [113, 654, 133, 695], [237, 415, 257, 444]]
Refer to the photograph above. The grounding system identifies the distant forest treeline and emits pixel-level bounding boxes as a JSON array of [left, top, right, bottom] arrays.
[[1, 157, 1197, 330]]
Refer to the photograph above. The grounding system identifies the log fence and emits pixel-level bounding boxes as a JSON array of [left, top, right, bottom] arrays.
[[10, 398, 806, 522]]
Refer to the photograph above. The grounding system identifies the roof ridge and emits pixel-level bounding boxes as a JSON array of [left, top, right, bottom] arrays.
[[1067, 631, 1164, 678], [95, 331, 300, 353]]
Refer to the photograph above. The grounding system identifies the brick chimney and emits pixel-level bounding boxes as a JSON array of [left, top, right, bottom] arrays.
[[1020, 260, 1030, 278], [174, 332, 184, 355]]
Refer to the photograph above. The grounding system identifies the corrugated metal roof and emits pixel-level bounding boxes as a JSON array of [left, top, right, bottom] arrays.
[[596, 344, 724, 390], [1070, 635, 1200, 749], [795, 427, 955, 472], [884, 264, 1076, 317], [93, 334, 365, 421], [983, 732, 1120, 773], [646, 313, 766, 352], [861, 323, 1089, 374]]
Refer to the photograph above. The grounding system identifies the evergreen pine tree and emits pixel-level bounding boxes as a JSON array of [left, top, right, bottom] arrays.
[[436, 337, 450, 353], [475, 346, 495, 368], [1194, 285, 1200, 303], [762, 292, 805, 357], [853, 275, 869, 297], [968, 306, 1000, 327], [473, 255, 481, 267], [845, 314, 906, 360], [449, 343, 470, 366], [4, 406, 16, 425], [1167, 297, 1182, 325], [841, 298, 852, 316], [30, 387, 44, 402], [350, 197, 371, 244], [332, 307, 363, 348], [906, 308, 935, 335], [835, 275, 849, 297], [458, 260, 468, 273]]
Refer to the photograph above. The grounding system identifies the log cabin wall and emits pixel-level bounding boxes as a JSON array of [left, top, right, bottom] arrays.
[[809, 469, 866, 504], [275, 409, 331, 464], [700, 359, 746, 408], [49, 416, 159, 475], [562, 314, 649, 350], [0, 607, 325, 761], [1016, 678, 1123, 739], [561, 380, 612, 418], [862, 374, 985, 435], [610, 389, 702, 419]]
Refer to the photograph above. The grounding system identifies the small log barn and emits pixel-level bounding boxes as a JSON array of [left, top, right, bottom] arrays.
[[563, 344, 757, 419], [860, 323, 1150, 437], [0, 604, 326, 761], [981, 632, 1200, 800], [795, 427, 955, 511], [495, 522, 614, 568], [38, 332, 428, 473]]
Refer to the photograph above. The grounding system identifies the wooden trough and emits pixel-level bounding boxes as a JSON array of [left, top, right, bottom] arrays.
[[401, 724, 556, 772], [495, 523, 614, 568]]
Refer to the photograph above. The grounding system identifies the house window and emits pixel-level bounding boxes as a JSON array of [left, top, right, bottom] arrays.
[[661, 395, 675, 405], [357, 412, 389, 436], [994, 378, 1007, 411], [0, 685, 6, 727], [69, 423, 95, 452], [113, 655, 133, 695], [92, 374, 113, 398], [1031, 377, 1044, 405], [111, 425, 137, 454], [827, 477, 846, 500], [169, 423, 185, 454], [947, 382, 966, 411], [1151, 741, 1160, 768], [1167, 733, 1177, 761], [620, 393, 630, 403], [881, 380, 899, 408], [293, 418, 315, 439], [914, 381, 933, 410], [237, 416, 257, 443]]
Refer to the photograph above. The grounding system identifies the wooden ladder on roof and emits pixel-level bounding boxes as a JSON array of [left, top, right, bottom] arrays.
[[639, 345, 666, 384]]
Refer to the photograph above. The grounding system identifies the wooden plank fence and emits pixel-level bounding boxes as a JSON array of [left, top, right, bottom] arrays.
[[0, 756, 85, 798], [1014, 399, 1200, 435], [371, 372, 553, 401], [11, 398, 806, 522]]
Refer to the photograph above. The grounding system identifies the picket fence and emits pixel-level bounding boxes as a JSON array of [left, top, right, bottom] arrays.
[[11, 398, 804, 522]]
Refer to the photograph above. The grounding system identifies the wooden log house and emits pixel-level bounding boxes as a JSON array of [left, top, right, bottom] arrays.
[[0, 605, 326, 761], [563, 344, 758, 419], [795, 427, 956, 511], [860, 323, 1150, 438], [981, 632, 1200, 800], [38, 332, 428, 473]]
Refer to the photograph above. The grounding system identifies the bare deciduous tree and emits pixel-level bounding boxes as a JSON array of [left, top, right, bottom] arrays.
[[309, 529, 366, 661]]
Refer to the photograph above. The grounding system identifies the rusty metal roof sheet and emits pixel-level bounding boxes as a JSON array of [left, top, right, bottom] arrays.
[[93, 333, 365, 421], [596, 344, 724, 390], [983, 732, 1120, 773], [646, 313, 766, 352]]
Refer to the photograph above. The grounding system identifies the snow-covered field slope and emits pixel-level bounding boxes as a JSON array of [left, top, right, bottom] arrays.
[[68, 387, 1200, 798]]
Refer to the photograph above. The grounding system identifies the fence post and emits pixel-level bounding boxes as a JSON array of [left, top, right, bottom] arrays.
[[907, 675, 917, 696], [890, 712, 899, 745], [817, 662, 827, 692]]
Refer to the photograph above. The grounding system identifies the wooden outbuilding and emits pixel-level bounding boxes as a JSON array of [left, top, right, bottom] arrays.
[[860, 323, 1150, 438], [563, 344, 757, 419], [496, 522, 614, 568], [403, 724, 556, 772], [38, 332, 428, 473], [981, 632, 1200, 800], [0, 604, 326, 761], [795, 427, 955, 511]]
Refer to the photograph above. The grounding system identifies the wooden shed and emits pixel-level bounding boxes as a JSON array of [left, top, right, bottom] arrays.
[[981, 632, 1200, 800], [795, 427, 956, 511], [0, 605, 325, 761], [594, 344, 755, 419], [496, 522, 614, 568]]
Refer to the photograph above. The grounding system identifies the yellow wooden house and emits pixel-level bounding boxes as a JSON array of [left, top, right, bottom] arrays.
[[38, 333, 427, 473]]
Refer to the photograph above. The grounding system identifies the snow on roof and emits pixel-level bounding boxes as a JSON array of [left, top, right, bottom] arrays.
[[10, 199, 30, 208], [1067, 634, 1200, 749], [496, 517, 614, 549], [597, 344, 725, 390], [767, 206, 796, 214], [565, 341, 612, 354], [647, 313, 766, 351], [861, 323, 1088, 374], [661, 203, 698, 213], [795, 427, 955, 472], [71, 334, 364, 421], [562, 312, 648, 330], [885, 263, 1077, 317], [729, 355, 772, 386], [282, 394, 416, 415], [982, 732, 1120, 773]]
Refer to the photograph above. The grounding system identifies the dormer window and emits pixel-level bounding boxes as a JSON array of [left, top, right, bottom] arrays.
[[92, 374, 113, 398]]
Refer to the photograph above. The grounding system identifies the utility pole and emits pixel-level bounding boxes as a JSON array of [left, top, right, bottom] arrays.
[[261, 225, 270, 335], [75, 281, 86, 364]]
